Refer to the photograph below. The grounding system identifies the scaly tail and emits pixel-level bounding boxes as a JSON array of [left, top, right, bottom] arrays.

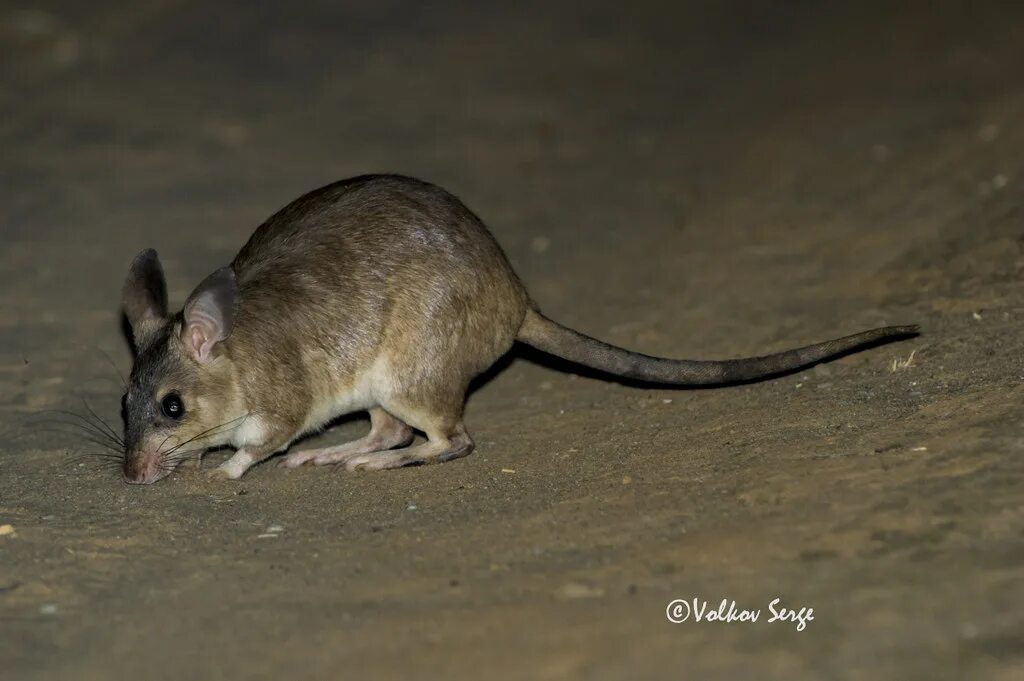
[[516, 309, 918, 385]]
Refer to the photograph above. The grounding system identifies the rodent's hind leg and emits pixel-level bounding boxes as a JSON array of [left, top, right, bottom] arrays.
[[278, 408, 413, 468], [341, 387, 475, 471], [343, 420, 474, 472]]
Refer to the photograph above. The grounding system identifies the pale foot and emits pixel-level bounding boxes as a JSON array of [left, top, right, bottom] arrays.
[[344, 431, 473, 471], [208, 450, 254, 480]]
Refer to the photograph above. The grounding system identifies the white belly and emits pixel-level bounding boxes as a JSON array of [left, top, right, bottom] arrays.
[[298, 368, 378, 435]]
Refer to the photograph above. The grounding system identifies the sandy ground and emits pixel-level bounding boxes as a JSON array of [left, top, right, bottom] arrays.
[[1, 1, 1023, 679]]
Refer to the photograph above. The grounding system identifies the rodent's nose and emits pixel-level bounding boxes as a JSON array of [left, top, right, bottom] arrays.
[[123, 470, 149, 485], [122, 457, 156, 485]]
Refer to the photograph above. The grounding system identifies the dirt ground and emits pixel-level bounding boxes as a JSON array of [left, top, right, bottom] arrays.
[[1, 1, 1023, 679]]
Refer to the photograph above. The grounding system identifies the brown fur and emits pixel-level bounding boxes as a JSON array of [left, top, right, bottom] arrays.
[[120, 174, 916, 483]]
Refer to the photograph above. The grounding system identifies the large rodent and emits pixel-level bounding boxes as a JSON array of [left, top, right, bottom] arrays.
[[120, 174, 917, 484]]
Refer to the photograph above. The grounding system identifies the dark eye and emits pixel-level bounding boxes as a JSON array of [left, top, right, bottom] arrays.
[[160, 393, 185, 419]]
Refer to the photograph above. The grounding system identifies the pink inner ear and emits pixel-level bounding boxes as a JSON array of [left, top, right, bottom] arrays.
[[182, 281, 232, 362], [189, 324, 213, 362], [184, 305, 223, 362]]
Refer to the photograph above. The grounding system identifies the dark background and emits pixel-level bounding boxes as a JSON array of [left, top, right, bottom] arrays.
[[1, 1, 1023, 679]]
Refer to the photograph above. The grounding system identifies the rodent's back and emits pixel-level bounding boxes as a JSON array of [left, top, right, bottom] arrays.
[[229, 175, 530, 387], [233, 174, 523, 293]]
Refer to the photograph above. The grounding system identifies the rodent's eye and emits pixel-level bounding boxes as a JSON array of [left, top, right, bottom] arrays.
[[160, 393, 185, 420]]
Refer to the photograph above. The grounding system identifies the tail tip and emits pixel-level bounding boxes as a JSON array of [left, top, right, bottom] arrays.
[[888, 324, 921, 337]]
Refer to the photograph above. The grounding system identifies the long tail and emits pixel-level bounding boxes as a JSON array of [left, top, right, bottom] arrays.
[[516, 309, 919, 385]]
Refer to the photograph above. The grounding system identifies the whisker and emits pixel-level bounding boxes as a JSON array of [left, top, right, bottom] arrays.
[[162, 413, 250, 457], [174, 414, 249, 448], [30, 410, 124, 447], [47, 427, 124, 453], [80, 398, 124, 447], [77, 434, 123, 453], [28, 420, 123, 451], [157, 432, 173, 454], [67, 446, 125, 468], [31, 414, 117, 437], [33, 427, 122, 455], [95, 346, 127, 390], [72, 454, 124, 466], [66, 444, 123, 459], [156, 448, 205, 471]]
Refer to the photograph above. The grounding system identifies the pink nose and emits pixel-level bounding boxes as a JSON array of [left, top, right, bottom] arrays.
[[122, 456, 162, 485]]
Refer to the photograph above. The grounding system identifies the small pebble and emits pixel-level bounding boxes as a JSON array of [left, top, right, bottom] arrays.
[[407, 504, 418, 511], [0, 524, 15, 537], [501, 468, 516, 474], [265, 525, 284, 533], [559, 582, 605, 599], [40, 604, 58, 615]]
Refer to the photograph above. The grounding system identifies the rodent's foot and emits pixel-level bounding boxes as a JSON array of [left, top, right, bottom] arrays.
[[344, 454, 396, 472], [278, 451, 318, 468], [209, 451, 255, 479], [344, 456, 372, 472]]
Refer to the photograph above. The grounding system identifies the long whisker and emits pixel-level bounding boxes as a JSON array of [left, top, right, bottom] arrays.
[[31, 410, 124, 447], [65, 442, 124, 459], [161, 413, 250, 457], [28, 414, 123, 449], [156, 443, 221, 471], [76, 433, 123, 453], [72, 451, 124, 464], [36, 423, 124, 453], [157, 447, 206, 471], [64, 441, 125, 464], [156, 414, 250, 473], [37, 426, 121, 452], [157, 432, 173, 453], [69, 450, 125, 471], [80, 398, 124, 447], [95, 346, 127, 390]]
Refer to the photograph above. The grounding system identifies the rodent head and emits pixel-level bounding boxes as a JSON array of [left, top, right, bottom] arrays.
[[121, 249, 242, 484]]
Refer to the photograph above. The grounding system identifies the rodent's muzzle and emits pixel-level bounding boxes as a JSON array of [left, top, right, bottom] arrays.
[[122, 451, 169, 485]]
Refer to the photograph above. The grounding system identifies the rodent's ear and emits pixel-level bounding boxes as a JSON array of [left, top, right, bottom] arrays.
[[182, 266, 238, 363], [123, 248, 168, 347]]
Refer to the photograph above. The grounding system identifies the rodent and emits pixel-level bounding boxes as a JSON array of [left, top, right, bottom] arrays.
[[120, 174, 918, 484]]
